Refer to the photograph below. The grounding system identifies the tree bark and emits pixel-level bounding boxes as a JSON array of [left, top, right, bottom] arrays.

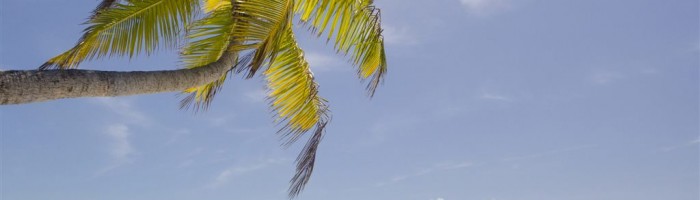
[[0, 53, 236, 105]]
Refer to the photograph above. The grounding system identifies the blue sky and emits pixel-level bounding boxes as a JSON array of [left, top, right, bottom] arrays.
[[1, 0, 698, 200]]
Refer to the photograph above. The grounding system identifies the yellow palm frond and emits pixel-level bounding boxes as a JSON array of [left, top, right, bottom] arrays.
[[293, 0, 387, 96], [216, 0, 332, 196], [230, 0, 295, 77], [204, 0, 230, 12], [180, 0, 296, 110], [216, 2, 332, 196], [40, 0, 199, 69], [264, 27, 329, 198], [179, 70, 231, 111], [181, 2, 236, 69], [266, 28, 328, 139], [178, 2, 236, 110]]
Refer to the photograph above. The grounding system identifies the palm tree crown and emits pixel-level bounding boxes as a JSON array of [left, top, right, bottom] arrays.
[[39, 0, 386, 198]]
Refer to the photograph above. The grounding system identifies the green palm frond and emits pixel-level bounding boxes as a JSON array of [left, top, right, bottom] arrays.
[[89, 0, 119, 20], [44, 0, 387, 197], [178, 0, 239, 110], [264, 27, 330, 198], [293, 0, 387, 96], [203, 0, 230, 12], [40, 0, 199, 69], [179, 71, 229, 111], [180, 0, 294, 109], [235, 0, 295, 78], [266, 28, 328, 141], [180, 1, 236, 69], [213, 0, 332, 196]]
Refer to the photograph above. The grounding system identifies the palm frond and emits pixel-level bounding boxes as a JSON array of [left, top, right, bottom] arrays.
[[90, 0, 119, 20], [266, 28, 328, 142], [289, 120, 327, 198], [293, 0, 387, 96], [179, 70, 230, 112], [179, 0, 296, 111], [220, 1, 334, 196], [180, 1, 236, 69], [263, 26, 330, 198], [203, 0, 230, 12], [178, 0, 257, 110], [40, 0, 199, 69], [226, 0, 295, 77]]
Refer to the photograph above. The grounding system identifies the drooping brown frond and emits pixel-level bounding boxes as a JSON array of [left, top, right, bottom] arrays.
[[288, 120, 327, 199]]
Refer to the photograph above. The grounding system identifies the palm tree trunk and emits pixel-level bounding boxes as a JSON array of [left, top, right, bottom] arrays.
[[0, 53, 235, 105]]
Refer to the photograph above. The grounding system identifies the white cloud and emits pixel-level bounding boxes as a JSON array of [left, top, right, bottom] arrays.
[[479, 93, 510, 101], [95, 124, 136, 175], [364, 113, 420, 146], [640, 68, 660, 75], [90, 98, 149, 176], [244, 88, 268, 103], [589, 70, 624, 85], [383, 25, 418, 45], [93, 97, 151, 126], [178, 159, 195, 168], [459, 0, 512, 16], [107, 124, 134, 159], [306, 52, 345, 72], [690, 40, 700, 51], [501, 144, 596, 162], [375, 161, 472, 187], [659, 138, 700, 152], [208, 117, 229, 127], [208, 158, 287, 188]]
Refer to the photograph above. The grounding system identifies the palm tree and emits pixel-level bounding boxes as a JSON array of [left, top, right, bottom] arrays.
[[0, 0, 386, 197]]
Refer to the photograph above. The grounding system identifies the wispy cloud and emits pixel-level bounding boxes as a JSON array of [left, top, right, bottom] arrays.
[[244, 88, 268, 103], [375, 161, 472, 187], [93, 97, 151, 126], [479, 93, 511, 101], [501, 144, 596, 162], [208, 116, 230, 127], [91, 98, 150, 176], [640, 68, 660, 75], [363, 113, 420, 146], [207, 158, 287, 188], [382, 25, 418, 45], [589, 70, 625, 85], [690, 39, 700, 52], [459, 0, 512, 16], [659, 138, 700, 152], [95, 124, 136, 175], [430, 198, 446, 200], [306, 52, 345, 72]]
